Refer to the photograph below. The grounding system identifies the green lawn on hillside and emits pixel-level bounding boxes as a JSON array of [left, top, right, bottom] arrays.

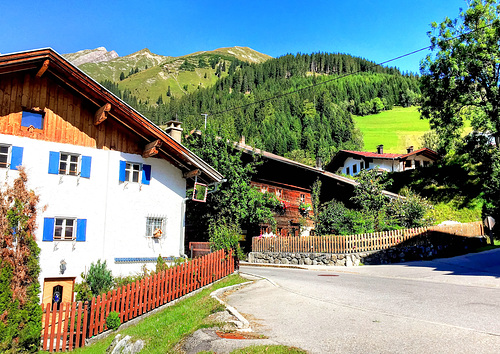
[[353, 106, 430, 153]]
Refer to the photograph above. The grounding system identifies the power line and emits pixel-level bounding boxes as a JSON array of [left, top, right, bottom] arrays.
[[208, 22, 494, 118]]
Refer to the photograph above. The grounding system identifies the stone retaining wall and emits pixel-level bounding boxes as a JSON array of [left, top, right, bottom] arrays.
[[248, 234, 486, 266]]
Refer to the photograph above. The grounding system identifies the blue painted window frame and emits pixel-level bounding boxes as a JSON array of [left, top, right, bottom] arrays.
[[21, 111, 44, 130], [42, 217, 87, 242]]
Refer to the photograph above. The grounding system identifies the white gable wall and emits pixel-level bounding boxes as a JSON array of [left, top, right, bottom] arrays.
[[0, 133, 186, 283]]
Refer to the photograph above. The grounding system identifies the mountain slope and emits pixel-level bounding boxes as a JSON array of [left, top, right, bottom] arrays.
[[65, 46, 272, 102], [62, 47, 119, 66]]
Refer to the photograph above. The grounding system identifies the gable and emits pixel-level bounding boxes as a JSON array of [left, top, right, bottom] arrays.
[[0, 72, 142, 155], [0, 49, 223, 185]]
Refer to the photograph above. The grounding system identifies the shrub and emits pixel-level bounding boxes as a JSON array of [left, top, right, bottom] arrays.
[[0, 168, 42, 352], [209, 219, 245, 259], [106, 312, 121, 330], [75, 260, 113, 302]]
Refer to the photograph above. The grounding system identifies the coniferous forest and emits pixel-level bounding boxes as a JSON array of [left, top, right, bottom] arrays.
[[102, 52, 420, 165]]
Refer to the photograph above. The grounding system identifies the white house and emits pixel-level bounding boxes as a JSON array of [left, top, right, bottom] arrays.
[[327, 145, 439, 176], [0, 49, 223, 306]]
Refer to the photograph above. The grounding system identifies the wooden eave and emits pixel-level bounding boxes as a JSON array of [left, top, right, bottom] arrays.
[[0, 49, 223, 185]]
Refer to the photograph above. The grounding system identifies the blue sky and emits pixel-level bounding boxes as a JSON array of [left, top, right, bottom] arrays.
[[1, 0, 467, 73]]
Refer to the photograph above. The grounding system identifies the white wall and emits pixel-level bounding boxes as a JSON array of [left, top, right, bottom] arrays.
[[0, 133, 186, 283]]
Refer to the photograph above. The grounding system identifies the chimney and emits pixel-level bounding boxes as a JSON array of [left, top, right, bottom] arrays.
[[316, 156, 323, 170], [165, 120, 183, 144], [376, 144, 384, 154], [407, 146, 414, 153]]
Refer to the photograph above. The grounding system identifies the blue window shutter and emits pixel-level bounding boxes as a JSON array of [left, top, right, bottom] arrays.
[[42, 218, 54, 241], [76, 219, 87, 242], [10, 146, 23, 170], [80, 156, 92, 178], [48, 151, 59, 174], [119, 161, 127, 182], [142, 164, 151, 185]]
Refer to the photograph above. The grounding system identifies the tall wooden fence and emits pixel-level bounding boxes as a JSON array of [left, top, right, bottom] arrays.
[[40, 249, 234, 352], [252, 222, 484, 254]]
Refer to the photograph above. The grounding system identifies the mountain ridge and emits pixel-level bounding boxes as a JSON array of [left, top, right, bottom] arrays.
[[64, 46, 273, 102]]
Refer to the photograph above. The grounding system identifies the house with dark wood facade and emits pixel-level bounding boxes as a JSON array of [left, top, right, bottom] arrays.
[[0, 49, 223, 307], [234, 138, 399, 241]]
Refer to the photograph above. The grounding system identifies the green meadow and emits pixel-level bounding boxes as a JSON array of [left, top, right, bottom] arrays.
[[353, 106, 430, 153]]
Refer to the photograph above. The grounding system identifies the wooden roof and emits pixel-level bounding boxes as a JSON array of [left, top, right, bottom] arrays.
[[0, 48, 223, 185]]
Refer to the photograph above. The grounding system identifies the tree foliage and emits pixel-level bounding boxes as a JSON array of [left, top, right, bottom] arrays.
[[316, 169, 433, 235], [0, 168, 42, 352], [75, 260, 113, 302], [184, 127, 279, 241], [420, 0, 500, 152]]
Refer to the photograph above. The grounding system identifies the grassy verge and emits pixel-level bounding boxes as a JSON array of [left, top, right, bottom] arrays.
[[204, 345, 307, 353], [69, 274, 247, 353]]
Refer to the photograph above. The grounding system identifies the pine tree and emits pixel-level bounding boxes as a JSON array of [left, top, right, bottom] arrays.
[[119, 72, 125, 81]]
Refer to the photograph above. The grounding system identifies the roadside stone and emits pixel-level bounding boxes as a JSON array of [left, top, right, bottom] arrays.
[[304, 258, 312, 265]]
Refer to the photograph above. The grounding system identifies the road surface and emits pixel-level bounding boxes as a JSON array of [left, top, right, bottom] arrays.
[[228, 249, 500, 353]]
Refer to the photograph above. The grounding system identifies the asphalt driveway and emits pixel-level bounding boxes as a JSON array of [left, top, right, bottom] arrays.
[[228, 249, 500, 353]]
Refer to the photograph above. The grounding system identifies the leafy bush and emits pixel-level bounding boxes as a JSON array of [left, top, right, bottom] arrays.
[[209, 219, 245, 259], [106, 312, 121, 330], [387, 187, 434, 228], [75, 260, 113, 302], [316, 200, 374, 235]]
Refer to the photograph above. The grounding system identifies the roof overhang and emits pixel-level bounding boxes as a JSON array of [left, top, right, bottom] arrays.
[[0, 48, 223, 185]]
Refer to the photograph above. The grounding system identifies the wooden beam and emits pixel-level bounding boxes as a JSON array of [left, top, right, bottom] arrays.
[[142, 139, 162, 158], [35, 60, 49, 78], [183, 169, 201, 179], [94, 103, 111, 125]]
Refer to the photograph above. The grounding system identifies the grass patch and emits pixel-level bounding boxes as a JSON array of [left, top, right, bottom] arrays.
[[229, 345, 307, 353], [353, 106, 430, 153], [474, 239, 500, 253], [71, 274, 247, 354]]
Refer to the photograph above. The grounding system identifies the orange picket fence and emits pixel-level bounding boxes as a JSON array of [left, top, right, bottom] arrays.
[[252, 221, 484, 254], [41, 249, 234, 352]]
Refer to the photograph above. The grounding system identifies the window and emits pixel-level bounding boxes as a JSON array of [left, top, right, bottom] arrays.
[[48, 151, 92, 178], [353, 164, 358, 174], [54, 218, 76, 240], [424, 161, 430, 167], [0, 144, 24, 170], [125, 162, 141, 183], [43, 217, 87, 242], [300, 194, 305, 203], [275, 188, 282, 198], [59, 153, 79, 175], [146, 216, 166, 238], [415, 160, 421, 168], [346, 167, 350, 175], [119, 161, 151, 185], [360, 161, 365, 170], [21, 110, 44, 130], [260, 185, 268, 193], [0, 145, 9, 168], [405, 160, 412, 168]]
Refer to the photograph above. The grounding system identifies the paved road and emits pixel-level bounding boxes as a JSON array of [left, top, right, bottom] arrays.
[[228, 249, 500, 354]]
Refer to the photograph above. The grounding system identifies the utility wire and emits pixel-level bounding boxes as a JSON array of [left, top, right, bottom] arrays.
[[207, 22, 494, 117]]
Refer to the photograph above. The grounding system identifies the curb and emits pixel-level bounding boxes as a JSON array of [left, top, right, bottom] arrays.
[[240, 261, 308, 270], [210, 281, 254, 332]]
